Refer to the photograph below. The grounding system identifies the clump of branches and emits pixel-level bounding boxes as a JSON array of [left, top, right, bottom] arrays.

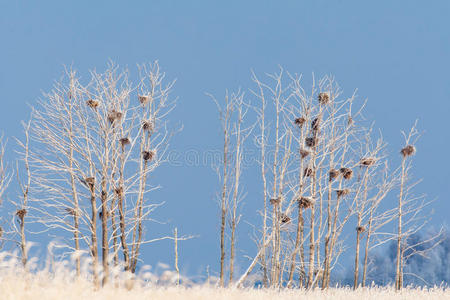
[[211, 90, 253, 287], [27, 62, 177, 287], [231, 70, 437, 291], [0, 136, 11, 251]]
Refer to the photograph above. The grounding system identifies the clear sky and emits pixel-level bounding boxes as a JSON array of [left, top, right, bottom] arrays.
[[1, 1, 449, 278]]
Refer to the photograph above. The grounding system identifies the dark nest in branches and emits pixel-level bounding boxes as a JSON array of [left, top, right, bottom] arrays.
[[360, 157, 376, 167], [115, 186, 124, 197], [85, 177, 95, 189], [142, 150, 156, 161], [297, 196, 314, 209], [16, 209, 27, 219], [401, 145, 416, 157], [340, 167, 353, 180], [294, 117, 306, 128], [120, 137, 131, 147], [138, 95, 151, 105], [311, 117, 320, 132], [318, 92, 330, 105], [108, 110, 123, 124], [305, 137, 317, 148], [347, 116, 353, 126], [86, 99, 100, 109], [280, 213, 291, 224], [304, 167, 314, 177], [336, 189, 350, 198], [142, 119, 154, 132], [270, 197, 281, 206], [65, 208, 77, 216], [356, 226, 366, 233], [299, 149, 310, 159], [329, 168, 339, 182], [99, 209, 110, 219]]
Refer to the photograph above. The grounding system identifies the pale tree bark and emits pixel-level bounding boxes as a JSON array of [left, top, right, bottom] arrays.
[[214, 92, 232, 287], [229, 92, 246, 283], [29, 62, 176, 287], [395, 124, 419, 291], [0, 137, 10, 250], [251, 72, 269, 287], [14, 121, 32, 268]]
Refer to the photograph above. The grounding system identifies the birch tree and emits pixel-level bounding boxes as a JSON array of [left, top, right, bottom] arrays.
[[29, 62, 176, 287]]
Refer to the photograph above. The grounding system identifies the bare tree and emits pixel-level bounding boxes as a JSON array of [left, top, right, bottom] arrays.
[[14, 121, 32, 267], [29, 62, 176, 287], [360, 161, 398, 287], [212, 90, 251, 286], [352, 134, 385, 289], [395, 122, 420, 290], [212, 91, 232, 287], [234, 71, 404, 290], [0, 136, 11, 250], [228, 92, 251, 283]]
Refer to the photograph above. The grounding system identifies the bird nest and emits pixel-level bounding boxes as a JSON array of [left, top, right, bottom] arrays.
[[99, 209, 110, 219], [311, 117, 320, 132], [115, 186, 124, 197], [305, 137, 318, 148], [270, 197, 281, 206], [329, 169, 339, 182], [336, 189, 350, 198], [85, 177, 95, 189], [294, 117, 306, 128], [120, 137, 131, 147], [347, 116, 353, 126], [356, 226, 366, 233], [299, 149, 310, 159], [108, 110, 123, 124], [360, 157, 376, 167], [401, 145, 416, 157], [340, 168, 353, 180], [138, 95, 151, 105], [65, 208, 77, 216], [142, 150, 156, 161], [318, 92, 330, 105], [297, 197, 314, 209], [16, 209, 27, 219], [280, 213, 291, 224], [142, 119, 154, 132], [304, 167, 314, 177], [86, 99, 100, 109]]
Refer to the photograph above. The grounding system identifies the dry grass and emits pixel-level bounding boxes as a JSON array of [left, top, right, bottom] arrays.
[[0, 274, 447, 300], [0, 252, 447, 300]]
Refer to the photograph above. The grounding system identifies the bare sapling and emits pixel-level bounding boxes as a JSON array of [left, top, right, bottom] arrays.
[[14, 121, 32, 268], [0, 136, 11, 251]]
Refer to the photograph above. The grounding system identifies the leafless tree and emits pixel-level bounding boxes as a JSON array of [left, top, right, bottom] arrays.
[[351, 134, 386, 289], [393, 122, 437, 290], [359, 161, 398, 287], [14, 121, 32, 267], [234, 70, 412, 290], [0, 136, 11, 250], [212, 90, 252, 286], [29, 62, 176, 287], [212, 91, 232, 287]]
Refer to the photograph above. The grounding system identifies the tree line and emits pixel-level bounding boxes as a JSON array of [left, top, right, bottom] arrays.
[[0, 63, 441, 290]]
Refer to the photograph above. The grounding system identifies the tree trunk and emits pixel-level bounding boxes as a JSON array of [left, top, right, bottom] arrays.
[[89, 189, 99, 289], [396, 157, 406, 290]]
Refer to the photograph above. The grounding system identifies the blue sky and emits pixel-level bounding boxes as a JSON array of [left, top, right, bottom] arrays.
[[1, 1, 449, 277]]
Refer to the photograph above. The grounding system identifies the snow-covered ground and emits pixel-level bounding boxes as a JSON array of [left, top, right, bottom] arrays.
[[1, 277, 448, 300], [0, 252, 448, 300]]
